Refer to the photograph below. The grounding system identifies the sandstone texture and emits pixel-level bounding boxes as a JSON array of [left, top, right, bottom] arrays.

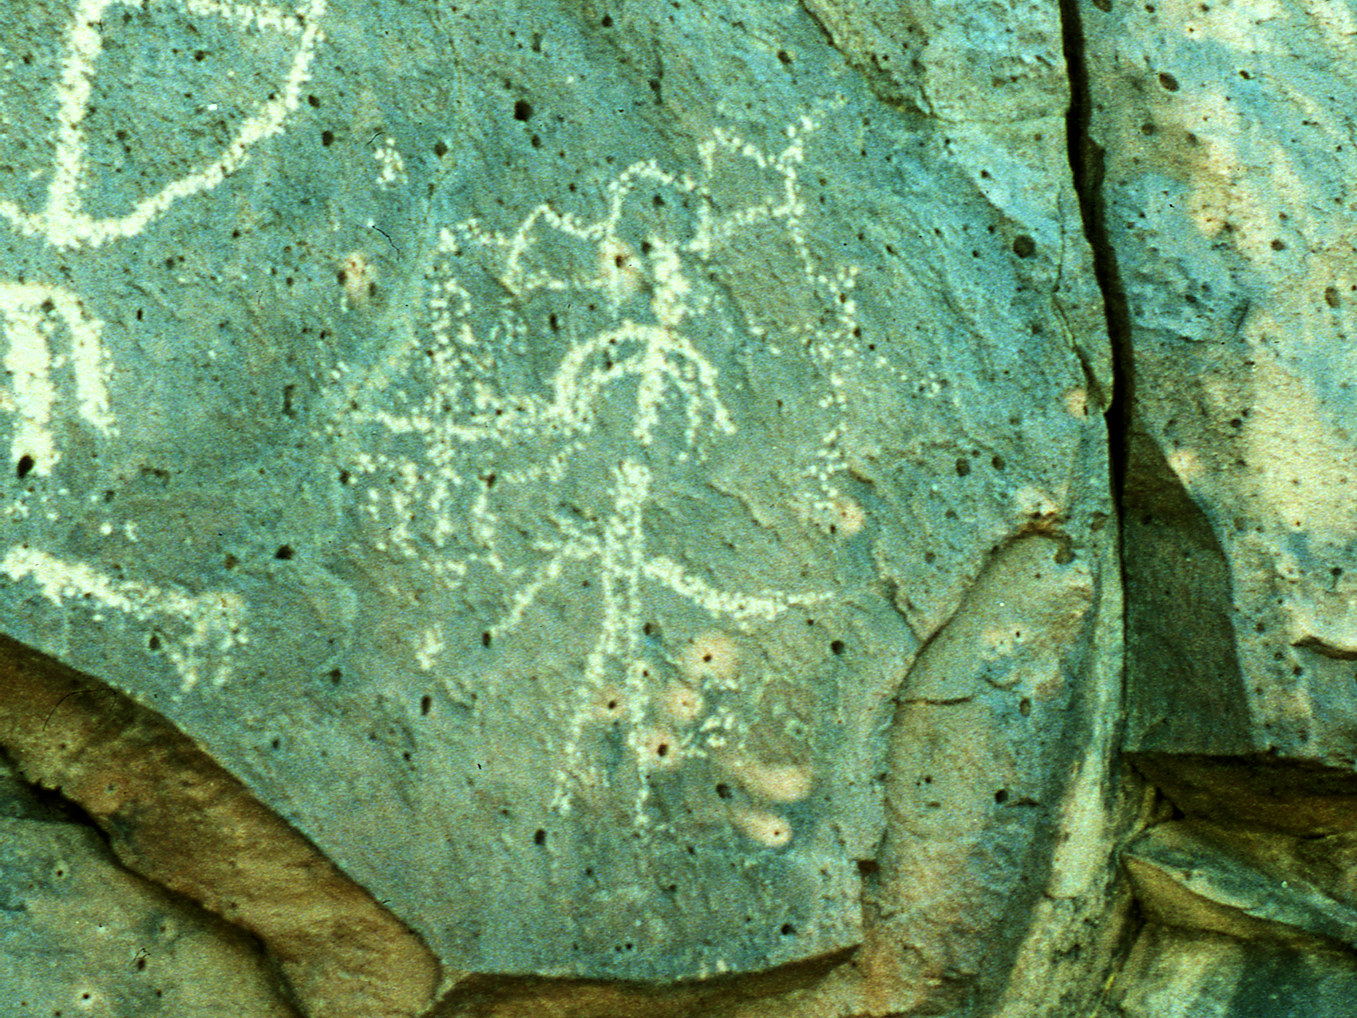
[[6, 0, 1352, 1014], [1109, 923, 1357, 1018], [0, 634, 440, 1018]]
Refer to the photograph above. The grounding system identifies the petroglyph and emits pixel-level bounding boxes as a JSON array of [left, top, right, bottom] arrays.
[[0, 283, 113, 475], [327, 115, 871, 834], [0, 0, 328, 249], [0, 0, 328, 686], [372, 136, 408, 191], [1, 546, 247, 691]]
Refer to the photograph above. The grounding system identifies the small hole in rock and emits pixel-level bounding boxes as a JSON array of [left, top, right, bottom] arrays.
[[275, 544, 295, 560], [534, 828, 547, 845]]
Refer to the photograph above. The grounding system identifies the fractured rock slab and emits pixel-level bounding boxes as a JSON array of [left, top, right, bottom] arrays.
[[1111, 923, 1357, 1018], [0, 755, 300, 1018], [0, 0, 1120, 1004], [1124, 819, 1357, 950], [0, 635, 440, 1018], [1083, 0, 1357, 759]]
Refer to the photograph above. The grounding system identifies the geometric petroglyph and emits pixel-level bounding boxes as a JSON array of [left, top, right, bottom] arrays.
[[1, 546, 248, 691], [326, 115, 878, 833], [0, 0, 327, 249], [0, 0, 326, 465], [0, 283, 113, 475], [0, 0, 327, 682]]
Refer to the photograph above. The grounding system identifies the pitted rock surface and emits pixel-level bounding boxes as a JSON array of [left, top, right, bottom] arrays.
[[0, 0, 1117, 988]]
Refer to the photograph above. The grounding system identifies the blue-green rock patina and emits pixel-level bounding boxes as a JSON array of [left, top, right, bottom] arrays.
[[0, 0, 1115, 986]]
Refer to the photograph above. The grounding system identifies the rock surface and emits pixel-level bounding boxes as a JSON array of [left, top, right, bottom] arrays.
[[40, 0, 1357, 1013], [0, 0, 1124, 1006], [1124, 819, 1357, 950], [1083, 0, 1357, 1008], [0, 633, 440, 1018], [1084, 0, 1357, 759], [1109, 923, 1357, 1018], [0, 753, 299, 1017]]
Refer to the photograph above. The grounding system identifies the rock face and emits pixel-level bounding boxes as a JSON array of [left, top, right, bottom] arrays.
[[0, 0, 1127, 1001], [0, 0, 1127, 1010], [1083, 0, 1357, 1012], [0, 634, 440, 1018], [11, 0, 1355, 1014], [0, 753, 299, 1017], [1085, 0, 1357, 762]]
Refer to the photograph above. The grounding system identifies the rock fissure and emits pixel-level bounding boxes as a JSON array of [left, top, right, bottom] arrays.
[[0, 637, 441, 1018], [1, 0, 1130, 1012], [1058, 0, 1134, 506]]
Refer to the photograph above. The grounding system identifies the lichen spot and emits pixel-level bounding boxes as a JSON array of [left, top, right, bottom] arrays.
[[338, 250, 377, 304], [1013, 485, 1066, 523], [1063, 387, 1089, 418], [641, 727, 682, 769], [833, 496, 866, 537], [738, 761, 814, 803], [732, 807, 793, 848], [1167, 447, 1205, 484], [600, 238, 643, 304], [590, 686, 629, 722], [660, 683, 705, 725], [73, 986, 104, 1010], [679, 631, 739, 687], [981, 624, 1025, 654]]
